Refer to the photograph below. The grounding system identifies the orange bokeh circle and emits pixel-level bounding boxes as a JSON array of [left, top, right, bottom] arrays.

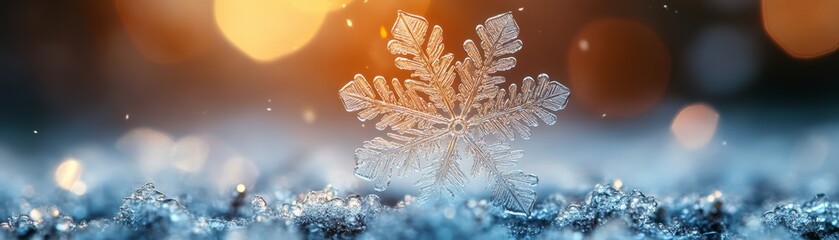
[[568, 19, 671, 118], [115, 0, 217, 63], [762, 0, 839, 59]]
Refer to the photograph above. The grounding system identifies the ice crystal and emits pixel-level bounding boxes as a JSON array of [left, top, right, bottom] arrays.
[[339, 11, 570, 215], [553, 184, 659, 235], [273, 185, 383, 238], [763, 193, 839, 238], [115, 183, 194, 237]]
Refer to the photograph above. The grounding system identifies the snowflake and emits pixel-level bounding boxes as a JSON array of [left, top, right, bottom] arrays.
[[339, 11, 570, 215]]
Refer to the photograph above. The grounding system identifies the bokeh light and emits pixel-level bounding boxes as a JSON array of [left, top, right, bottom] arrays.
[[214, 0, 330, 62], [303, 107, 317, 124], [762, 0, 839, 59], [70, 181, 87, 196], [115, 0, 217, 63], [213, 156, 259, 192], [568, 19, 671, 118], [116, 128, 174, 175], [671, 103, 720, 150], [172, 136, 210, 173], [688, 26, 759, 95], [54, 158, 83, 191], [379, 25, 388, 39], [790, 134, 831, 171]]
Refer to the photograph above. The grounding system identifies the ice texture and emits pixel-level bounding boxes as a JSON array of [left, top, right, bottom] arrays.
[[2, 182, 838, 239], [763, 193, 839, 238], [339, 10, 570, 215]]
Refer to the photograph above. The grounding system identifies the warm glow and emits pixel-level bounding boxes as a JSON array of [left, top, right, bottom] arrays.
[[762, 0, 839, 59], [55, 159, 83, 190], [50, 207, 60, 217], [707, 190, 723, 202], [214, 0, 330, 62], [379, 25, 388, 39], [303, 108, 317, 123], [346, 19, 353, 27], [568, 19, 670, 118], [71, 181, 87, 196], [29, 209, 43, 223], [671, 103, 720, 150], [115, 0, 217, 63], [613, 179, 623, 189], [237, 184, 247, 193]]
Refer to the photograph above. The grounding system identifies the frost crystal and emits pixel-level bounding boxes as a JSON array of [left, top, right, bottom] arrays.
[[340, 11, 570, 215], [115, 183, 193, 237], [763, 193, 839, 238]]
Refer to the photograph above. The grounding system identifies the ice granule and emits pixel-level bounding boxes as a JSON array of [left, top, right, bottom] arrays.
[[763, 193, 839, 238], [114, 182, 193, 237]]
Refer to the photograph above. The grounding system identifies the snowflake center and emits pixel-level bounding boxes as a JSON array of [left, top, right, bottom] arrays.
[[449, 118, 468, 135]]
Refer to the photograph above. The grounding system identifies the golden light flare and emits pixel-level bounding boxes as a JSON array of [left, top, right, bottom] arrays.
[[346, 19, 354, 27], [671, 103, 720, 150], [29, 209, 43, 223], [55, 158, 83, 190], [236, 184, 247, 193], [379, 25, 388, 39], [568, 19, 670, 118], [613, 179, 623, 189], [762, 0, 839, 59], [214, 0, 330, 62], [115, 0, 217, 63]]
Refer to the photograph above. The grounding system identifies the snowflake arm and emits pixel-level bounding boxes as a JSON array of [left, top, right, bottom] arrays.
[[416, 136, 468, 202], [468, 74, 570, 140], [340, 74, 447, 132], [355, 129, 448, 191], [456, 12, 522, 116], [388, 11, 458, 116], [464, 135, 537, 215]]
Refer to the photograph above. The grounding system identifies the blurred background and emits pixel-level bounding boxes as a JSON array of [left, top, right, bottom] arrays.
[[1, 0, 839, 213]]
